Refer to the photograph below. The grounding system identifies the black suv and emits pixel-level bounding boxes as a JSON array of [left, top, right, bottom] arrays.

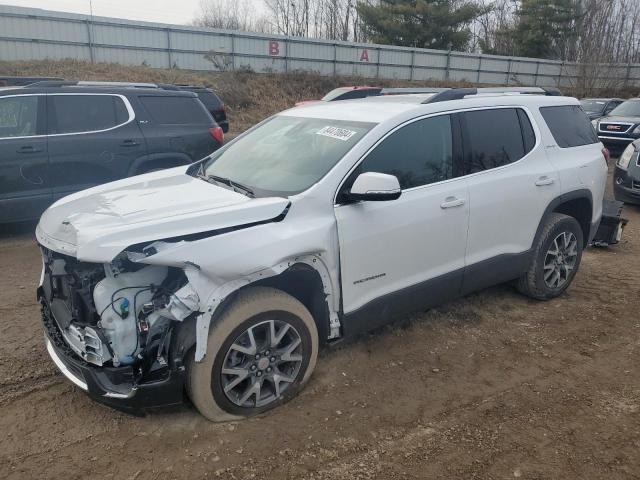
[[0, 84, 223, 223], [161, 84, 229, 133], [592, 98, 640, 154], [580, 97, 624, 120]]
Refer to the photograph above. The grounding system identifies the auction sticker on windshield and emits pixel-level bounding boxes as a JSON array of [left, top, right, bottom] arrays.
[[316, 126, 357, 141]]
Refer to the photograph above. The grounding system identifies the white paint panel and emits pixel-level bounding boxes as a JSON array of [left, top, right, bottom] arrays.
[[170, 31, 232, 53], [379, 49, 412, 66], [288, 42, 334, 61], [92, 24, 167, 49]]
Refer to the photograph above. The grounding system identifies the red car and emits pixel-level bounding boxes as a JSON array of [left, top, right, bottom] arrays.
[[295, 86, 382, 106]]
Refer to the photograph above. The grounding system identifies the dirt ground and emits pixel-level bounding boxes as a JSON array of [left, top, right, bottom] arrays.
[[1, 168, 639, 480]]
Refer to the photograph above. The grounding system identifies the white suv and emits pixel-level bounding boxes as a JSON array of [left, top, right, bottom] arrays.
[[36, 87, 608, 421]]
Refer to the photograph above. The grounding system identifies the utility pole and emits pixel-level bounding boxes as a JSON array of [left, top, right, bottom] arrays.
[[87, 0, 95, 63]]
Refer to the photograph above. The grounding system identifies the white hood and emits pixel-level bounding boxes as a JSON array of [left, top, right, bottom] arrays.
[[36, 167, 290, 262]]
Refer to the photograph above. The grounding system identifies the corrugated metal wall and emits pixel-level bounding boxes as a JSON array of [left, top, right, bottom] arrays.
[[1, 4, 639, 88]]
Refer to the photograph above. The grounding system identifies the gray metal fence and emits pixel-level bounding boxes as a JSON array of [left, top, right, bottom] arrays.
[[1, 4, 639, 88]]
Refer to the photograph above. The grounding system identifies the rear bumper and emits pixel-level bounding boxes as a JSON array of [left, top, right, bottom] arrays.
[[42, 302, 185, 413]]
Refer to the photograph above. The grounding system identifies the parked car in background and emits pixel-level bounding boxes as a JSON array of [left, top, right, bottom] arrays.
[[592, 98, 640, 154], [613, 140, 640, 204], [172, 85, 229, 133], [0, 83, 223, 223], [36, 86, 607, 421], [0, 76, 63, 86], [580, 98, 624, 120], [295, 86, 383, 106]]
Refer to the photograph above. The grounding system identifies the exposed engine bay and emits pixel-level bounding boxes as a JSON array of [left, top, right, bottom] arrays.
[[39, 246, 196, 369]]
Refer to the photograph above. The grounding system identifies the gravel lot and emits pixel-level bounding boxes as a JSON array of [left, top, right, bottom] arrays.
[[1, 169, 639, 480]]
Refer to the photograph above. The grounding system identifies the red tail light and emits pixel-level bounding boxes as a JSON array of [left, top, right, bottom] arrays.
[[602, 147, 610, 165], [209, 126, 224, 144], [214, 105, 226, 113]]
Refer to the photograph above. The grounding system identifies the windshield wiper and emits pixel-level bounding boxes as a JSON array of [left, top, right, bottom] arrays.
[[203, 174, 255, 197]]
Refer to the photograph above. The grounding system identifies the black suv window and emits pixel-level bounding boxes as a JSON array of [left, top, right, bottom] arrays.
[[49, 95, 129, 134], [191, 89, 223, 109], [359, 114, 453, 189], [0, 95, 38, 138], [461, 108, 532, 174], [540, 105, 598, 148], [140, 96, 211, 125]]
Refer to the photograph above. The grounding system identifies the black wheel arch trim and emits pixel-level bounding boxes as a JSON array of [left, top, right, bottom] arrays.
[[533, 189, 594, 249]]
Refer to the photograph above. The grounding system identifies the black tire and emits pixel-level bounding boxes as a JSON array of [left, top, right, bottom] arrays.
[[186, 287, 318, 422], [516, 213, 584, 300]]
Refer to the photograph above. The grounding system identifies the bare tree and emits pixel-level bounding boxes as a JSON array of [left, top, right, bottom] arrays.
[[194, 0, 271, 32]]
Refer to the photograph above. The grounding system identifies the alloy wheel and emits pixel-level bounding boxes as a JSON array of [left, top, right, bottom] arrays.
[[220, 319, 303, 408], [543, 231, 578, 289]]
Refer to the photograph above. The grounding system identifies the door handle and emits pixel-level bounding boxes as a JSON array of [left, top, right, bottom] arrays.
[[17, 145, 43, 154], [120, 139, 140, 147], [535, 176, 555, 186], [440, 196, 465, 209]]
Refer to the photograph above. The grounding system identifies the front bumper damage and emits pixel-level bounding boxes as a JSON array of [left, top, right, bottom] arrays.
[[41, 300, 185, 412]]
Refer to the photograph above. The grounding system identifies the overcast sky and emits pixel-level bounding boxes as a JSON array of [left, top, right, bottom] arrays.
[[1, 0, 206, 24]]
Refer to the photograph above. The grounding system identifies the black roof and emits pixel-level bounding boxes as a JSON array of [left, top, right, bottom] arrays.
[[0, 85, 198, 97]]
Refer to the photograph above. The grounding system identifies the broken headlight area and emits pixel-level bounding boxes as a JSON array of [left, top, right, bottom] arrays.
[[39, 247, 195, 372]]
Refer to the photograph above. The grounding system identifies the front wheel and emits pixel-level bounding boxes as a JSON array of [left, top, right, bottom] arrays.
[[186, 287, 319, 422], [517, 213, 584, 300]]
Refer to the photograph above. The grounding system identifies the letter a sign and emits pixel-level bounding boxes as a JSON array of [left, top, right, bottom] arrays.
[[359, 49, 369, 62]]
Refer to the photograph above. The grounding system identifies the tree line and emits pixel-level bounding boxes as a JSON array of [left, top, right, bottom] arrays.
[[194, 0, 640, 65]]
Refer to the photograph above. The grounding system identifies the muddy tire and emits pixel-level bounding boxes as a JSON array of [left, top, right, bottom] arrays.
[[516, 213, 584, 300], [186, 287, 319, 422]]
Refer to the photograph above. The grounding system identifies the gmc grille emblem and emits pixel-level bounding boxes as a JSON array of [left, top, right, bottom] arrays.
[[606, 125, 622, 130]]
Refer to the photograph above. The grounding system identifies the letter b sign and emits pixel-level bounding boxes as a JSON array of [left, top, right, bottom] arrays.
[[268, 40, 280, 56]]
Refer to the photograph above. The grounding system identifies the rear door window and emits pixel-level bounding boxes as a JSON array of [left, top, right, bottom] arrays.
[[539, 105, 598, 148], [48, 95, 129, 134], [140, 96, 212, 125], [0, 95, 38, 138], [460, 108, 528, 174]]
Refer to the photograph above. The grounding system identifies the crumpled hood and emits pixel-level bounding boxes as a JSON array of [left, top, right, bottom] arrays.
[[36, 167, 290, 262]]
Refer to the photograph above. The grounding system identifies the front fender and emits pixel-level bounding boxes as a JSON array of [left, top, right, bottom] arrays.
[[180, 254, 339, 362]]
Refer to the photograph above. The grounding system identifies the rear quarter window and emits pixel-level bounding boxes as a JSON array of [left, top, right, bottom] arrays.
[[540, 105, 598, 148], [139, 96, 212, 125]]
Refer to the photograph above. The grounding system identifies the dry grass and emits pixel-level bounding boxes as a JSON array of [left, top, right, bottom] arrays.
[[0, 59, 473, 135]]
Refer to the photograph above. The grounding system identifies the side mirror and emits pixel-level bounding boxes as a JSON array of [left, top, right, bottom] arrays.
[[346, 172, 401, 202]]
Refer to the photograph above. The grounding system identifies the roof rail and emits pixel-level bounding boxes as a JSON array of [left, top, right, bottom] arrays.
[[26, 80, 76, 87], [25, 80, 161, 89], [77, 81, 159, 88], [423, 86, 562, 103], [380, 87, 450, 95]]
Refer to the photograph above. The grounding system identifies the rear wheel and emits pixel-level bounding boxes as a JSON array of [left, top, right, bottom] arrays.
[[517, 213, 583, 300], [186, 287, 318, 422]]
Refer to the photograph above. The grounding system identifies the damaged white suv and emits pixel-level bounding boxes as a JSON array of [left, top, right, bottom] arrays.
[[37, 87, 608, 421]]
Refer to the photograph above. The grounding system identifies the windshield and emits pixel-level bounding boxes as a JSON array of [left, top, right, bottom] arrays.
[[200, 116, 375, 196], [610, 100, 640, 117], [580, 99, 606, 113]]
